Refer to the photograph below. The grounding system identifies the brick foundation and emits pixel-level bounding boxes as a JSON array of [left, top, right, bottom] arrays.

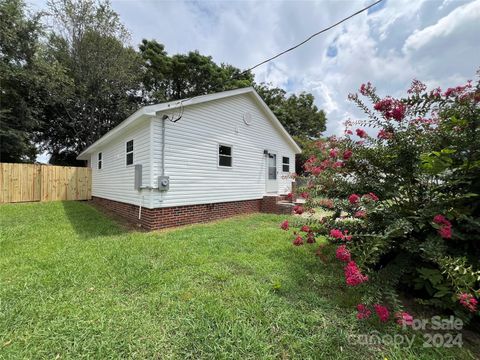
[[91, 195, 292, 230]]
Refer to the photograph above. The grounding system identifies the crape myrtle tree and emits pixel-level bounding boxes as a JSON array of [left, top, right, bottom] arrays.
[[281, 74, 480, 325]]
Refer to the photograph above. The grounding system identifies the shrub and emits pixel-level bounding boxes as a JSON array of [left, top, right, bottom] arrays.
[[285, 73, 480, 323]]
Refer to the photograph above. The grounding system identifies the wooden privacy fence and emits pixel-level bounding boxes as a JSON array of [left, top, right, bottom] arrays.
[[0, 163, 91, 203]]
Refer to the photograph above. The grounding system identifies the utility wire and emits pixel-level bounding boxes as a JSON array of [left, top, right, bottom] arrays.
[[237, 0, 384, 76], [166, 0, 385, 122]]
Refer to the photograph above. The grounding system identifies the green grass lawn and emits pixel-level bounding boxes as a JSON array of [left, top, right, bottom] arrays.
[[0, 202, 477, 359]]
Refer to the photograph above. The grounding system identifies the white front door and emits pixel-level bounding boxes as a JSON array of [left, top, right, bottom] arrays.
[[266, 152, 278, 193]]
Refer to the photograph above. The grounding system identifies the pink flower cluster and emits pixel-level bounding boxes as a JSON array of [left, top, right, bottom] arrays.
[[395, 311, 414, 326], [430, 87, 442, 98], [443, 81, 472, 98], [359, 82, 374, 96], [344, 261, 369, 286], [330, 229, 352, 241], [303, 155, 335, 176], [357, 304, 409, 324], [281, 221, 316, 246], [302, 144, 354, 176], [354, 210, 366, 218], [410, 117, 438, 127], [374, 97, 406, 121], [373, 304, 390, 322], [356, 128, 367, 138], [300, 225, 310, 233], [377, 129, 393, 140], [293, 235, 304, 246], [458, 293, 478, 313], [407, 79, 427, 95], [293, 205, 304, 215], [356, 304, 371, 319], [306, 232, 316, 244], [348, 193, 378, 204], [343, 150, 353, 160], [348, 194, 360, 204], [433, 214, 452, 239], [336, 245, 351, 262]]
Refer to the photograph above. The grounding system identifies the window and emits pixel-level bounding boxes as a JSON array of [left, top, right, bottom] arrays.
[[97, 152, 102, 169], [268, 153, 277, 180], [218, 144, 232, 167], [126, 140, 134, 166], [282, 156, 290, 172]]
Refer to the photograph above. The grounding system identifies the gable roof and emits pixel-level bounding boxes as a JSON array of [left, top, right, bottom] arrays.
[[77, 87, 301, 160]]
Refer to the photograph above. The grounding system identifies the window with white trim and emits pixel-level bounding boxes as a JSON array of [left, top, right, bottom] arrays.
[[126, 140, 134, 166], [282, 156, 290, 172], [98, 152, 102, 169], [218, 144, 232, 167]]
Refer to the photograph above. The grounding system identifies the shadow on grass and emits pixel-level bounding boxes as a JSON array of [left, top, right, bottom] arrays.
[[61, 200, 125, 239], [265, 241, 362, 313]]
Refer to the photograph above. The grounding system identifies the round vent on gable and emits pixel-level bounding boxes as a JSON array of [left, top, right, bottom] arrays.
[[243, 112, 252, 125]]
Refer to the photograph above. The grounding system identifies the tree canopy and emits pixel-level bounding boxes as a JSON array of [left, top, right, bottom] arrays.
[[38, 0, 142, 164], [0, 0, 63, 162], [255, 83, 327, 140], [1, 0, 327, 165], [139, 39, 254, 102]]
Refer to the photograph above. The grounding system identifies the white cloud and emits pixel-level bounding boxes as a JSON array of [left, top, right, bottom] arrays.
[[404, 0, 480, 52], [29, 0, 480, 139]]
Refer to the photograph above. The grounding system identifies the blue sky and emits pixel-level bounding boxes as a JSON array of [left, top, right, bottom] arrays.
[[30, 0, 480, 138]]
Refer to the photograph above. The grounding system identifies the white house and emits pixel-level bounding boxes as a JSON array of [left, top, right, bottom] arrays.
[[77, 87, 301, 229]]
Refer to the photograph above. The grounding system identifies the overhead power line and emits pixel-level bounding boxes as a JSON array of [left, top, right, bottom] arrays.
[[238, 0, 385, 76], [166, 0, 385, 123]]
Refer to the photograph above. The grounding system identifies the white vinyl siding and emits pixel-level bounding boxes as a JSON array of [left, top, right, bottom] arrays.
[[151, 93, 296, 208], [90, 116, 151, 207], [88, 93, 297, 209]]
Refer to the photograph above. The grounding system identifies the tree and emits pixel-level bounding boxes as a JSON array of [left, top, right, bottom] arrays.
[[0, 0, 62, 162], [139, 39, 254, 102], [38, 0, 142, 163], [139, 41, 326, 145], [254, 83, 327, 140]]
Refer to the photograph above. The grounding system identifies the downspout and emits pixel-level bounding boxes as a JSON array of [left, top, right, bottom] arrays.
[[161, 115, 166, 177], [139, 115, 156, 218], [149, 116, 155, 208]]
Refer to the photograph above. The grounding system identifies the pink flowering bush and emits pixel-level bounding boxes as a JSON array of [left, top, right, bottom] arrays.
[[373, 304, 390, 322], [344, 261, 369, 286], [395, 311, 414, 327], [336, 245, 351, 262], [458, 293, 478, 313], [356, 304, 372, 319], [282, 73, 480, 323]]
